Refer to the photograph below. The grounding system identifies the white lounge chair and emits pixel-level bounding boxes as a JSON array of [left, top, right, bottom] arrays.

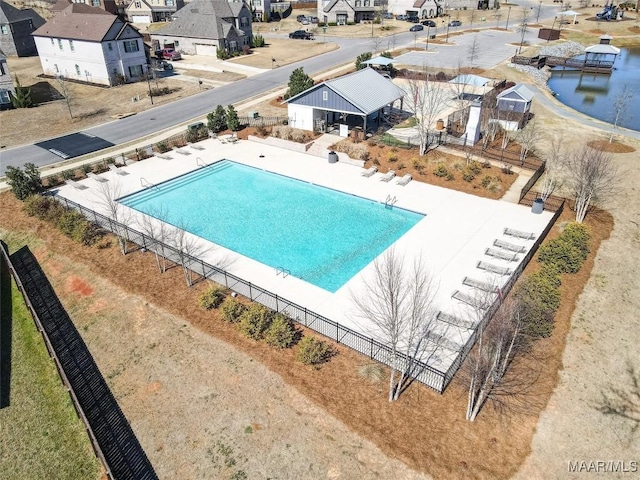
[[361, 166, 377, 177], [87, 172, 108, 183], [396, 173, 412, 186], [65, 179, 88, 190], [108, 164, 129, 176], [380, 170, 395, 182]]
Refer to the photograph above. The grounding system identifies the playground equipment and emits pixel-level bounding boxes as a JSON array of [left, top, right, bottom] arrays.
[[596, 3, 620, 21]]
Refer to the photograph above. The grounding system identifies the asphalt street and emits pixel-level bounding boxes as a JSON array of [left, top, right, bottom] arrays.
[[0, 0, 566, 171]]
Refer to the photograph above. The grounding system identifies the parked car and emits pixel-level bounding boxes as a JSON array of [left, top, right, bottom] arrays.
[[409, 24, 424, 31], [406, 16, 419, 22], [421, 19, 436, 27], [160, 48, 181, 60], [382, 12, 394, 19], [396, 14, 407, 20], [296, 14, 307, 22], [449, 20, 462, 26], [289, 30, 314, 39], [309, 16, 319, 23]]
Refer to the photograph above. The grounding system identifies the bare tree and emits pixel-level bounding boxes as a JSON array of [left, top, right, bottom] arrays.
[[404, 68, 451, 155], [539, 132, 566, 201], [56, 75, 74, 120], [514, 118, 541, 165], [95, 180, 132, 255], [169, 219, 209, 287], [138, 205, 173, 273], [467, 35, 481, 68], [517, 8, 531, 53], [565, 145, 619, 223], [469, 10, 477, 29], [465, 297, 536, 421], [610, 85, 633, 143], [351, 248, 440, 402], [596, 359, 640, 436], [371, 36, 383, 55]]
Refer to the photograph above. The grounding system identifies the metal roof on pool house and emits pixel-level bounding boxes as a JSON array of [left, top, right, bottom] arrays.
[[284, 68, 406, 115]]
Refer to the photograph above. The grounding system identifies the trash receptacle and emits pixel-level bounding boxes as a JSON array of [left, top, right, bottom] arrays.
[[328, 151, 338, 163], [430, 34, 436, 39], [531, 198, 544, 214]]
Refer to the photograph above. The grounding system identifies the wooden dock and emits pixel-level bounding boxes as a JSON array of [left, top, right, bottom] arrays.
[[511, 55, 614, 74]]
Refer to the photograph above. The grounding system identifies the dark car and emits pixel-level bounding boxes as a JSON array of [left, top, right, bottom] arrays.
[[409, 24, 424, 31], [382, 12, 394, 19], [406, 16, 419, 22], [296, 14, 307, 22], [421, 19, 436, 27], [449, 20, 462, 26], [289, 30, 313, 39], [396, 14, 407, 20]]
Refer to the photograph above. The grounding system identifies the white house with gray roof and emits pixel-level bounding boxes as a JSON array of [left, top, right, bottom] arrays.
[[32, 3, 146, 86], [285, 67, 405, 134], [317, 0, 441, 24], [150, 0, 252, 56]]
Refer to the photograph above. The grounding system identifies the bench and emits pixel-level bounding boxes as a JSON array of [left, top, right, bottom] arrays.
[[477, 261, 512, 276], [504, 228, 536, 240], [494, 239, 526, 253], [485, 248, 519, 262]]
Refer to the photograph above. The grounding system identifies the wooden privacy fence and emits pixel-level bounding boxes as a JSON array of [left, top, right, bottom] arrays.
[[238, 115, 289, 127], [55, 197, 450, 393]]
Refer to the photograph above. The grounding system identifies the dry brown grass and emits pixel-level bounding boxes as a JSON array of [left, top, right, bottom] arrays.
[[587, 139, 637, 153], [0, 186, 615, 479]]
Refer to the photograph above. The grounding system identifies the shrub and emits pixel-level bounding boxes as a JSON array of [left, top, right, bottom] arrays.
[[462, 168, 475, 182], [156, 141, 170, 153], [238, 304, 274, 340], [446, 172, 455, 181], [6, 163, 42, 200], [82, 164, 92, 174], [220, 297, 247, 323], [252, 34, 265, 48], [199, 285, 226, 310], [387, 153, 398, 163], [61, 169, 75, 180], [207, 105, 227, 133], [272, 125, 293, 140], [333, 139, 368, 160], [434, 163, 448, 177], [397, 162, 406, 170], [264, 313, 297, 349], [255, 124, 269, 136], [57, 210, 85, 237], [23, 195, 55, 219], [538, 223, 590, 274], [469, 161, 483, 174], [480, 175, 494, 188], [71, 221, 102, 246], [296, 336, 333, 367], [515, 265, 561, 338]]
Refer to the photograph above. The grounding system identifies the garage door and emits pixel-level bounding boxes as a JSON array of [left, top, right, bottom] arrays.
[[195, 44, 218, 56], [131, 15, 151, 23]]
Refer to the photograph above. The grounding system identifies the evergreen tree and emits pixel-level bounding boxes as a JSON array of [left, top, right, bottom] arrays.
[[6, 163, 42, 200], [284, 67, 314, 100], [207, 105, 227, 133], [226, 105, 240, 131], [11, 76, 33, 108], [355, 52, 372, 70]]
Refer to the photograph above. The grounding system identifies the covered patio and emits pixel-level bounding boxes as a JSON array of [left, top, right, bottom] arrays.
[[285, 68, 405, 137]]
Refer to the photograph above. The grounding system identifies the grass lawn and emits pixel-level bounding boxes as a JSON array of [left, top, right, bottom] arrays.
[[0, 249, 101, 480]]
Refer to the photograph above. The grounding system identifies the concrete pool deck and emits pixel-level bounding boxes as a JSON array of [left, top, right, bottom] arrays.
[[54, 137, 555, 386]]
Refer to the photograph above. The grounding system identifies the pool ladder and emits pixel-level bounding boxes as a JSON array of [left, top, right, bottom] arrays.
[[384, 195, 397, 209], [275, 266, 290, 278]]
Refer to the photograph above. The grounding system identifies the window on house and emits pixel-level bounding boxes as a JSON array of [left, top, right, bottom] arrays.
[[174, 40, 179, 46], [0, 90, 10, 104], [128, 64, 143, 77], [69, 40, 75, 51], [123, 39, 139, 52], [322, 91, 328, 101], [166, 0, 174, 6], [108, 42, 113, 50], [92, 0, 100, 5], [50, 38, 54, 45], [229, 40, 237, 51], [0, 62, 4, 75], [364, 0, 370, 6], [75, 64, 81, 75], [135, 1, 141, 7], [355, 0, 361, 6], [240, 16, 249, 27], [1, 25, 10, 35], [58, 39, 63, 50]]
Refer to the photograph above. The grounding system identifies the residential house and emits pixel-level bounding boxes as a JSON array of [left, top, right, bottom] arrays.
[[494, 83, 534, 131], [0, 48, 15, 108], [52, 0, 124, 18], [318, 0, 441, 25], [126, 0, 185, 23], [284, 67, 405, 134], [247, 0, 270, 22], [0, 1, 45, 56], [32, 3, 147, 86], [151, 0, 252, 56]]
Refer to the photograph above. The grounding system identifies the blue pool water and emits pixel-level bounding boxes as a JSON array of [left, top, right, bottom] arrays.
[[120, 160, 424, 292]]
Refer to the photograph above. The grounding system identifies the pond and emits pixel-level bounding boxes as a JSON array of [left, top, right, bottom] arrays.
[[547, 47, 640, 132]]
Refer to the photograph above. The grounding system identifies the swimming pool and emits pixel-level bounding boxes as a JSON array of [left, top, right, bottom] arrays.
[[120, 160, 424, 292]]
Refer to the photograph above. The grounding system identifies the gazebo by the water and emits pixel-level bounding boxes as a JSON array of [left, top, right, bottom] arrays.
[[584, 35, 620, 71]]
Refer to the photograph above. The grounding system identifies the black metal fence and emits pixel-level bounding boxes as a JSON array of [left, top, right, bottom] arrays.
[[55, 197, 450, 393], [519, 161, 546, 203]]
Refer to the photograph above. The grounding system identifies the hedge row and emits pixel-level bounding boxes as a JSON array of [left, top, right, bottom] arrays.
[[23, 195, 103, 246], [515, 222, 591, 338], [199, 287, 334, 366]]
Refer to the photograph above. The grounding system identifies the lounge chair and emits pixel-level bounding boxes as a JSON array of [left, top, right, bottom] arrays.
[[108, 164, 129, 176], [396, 173, 412, 186], [361, 166, 377, 177], [380, 170, 395, 182], [87, 172, 108, 183], [65, 179, 88, 190]]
